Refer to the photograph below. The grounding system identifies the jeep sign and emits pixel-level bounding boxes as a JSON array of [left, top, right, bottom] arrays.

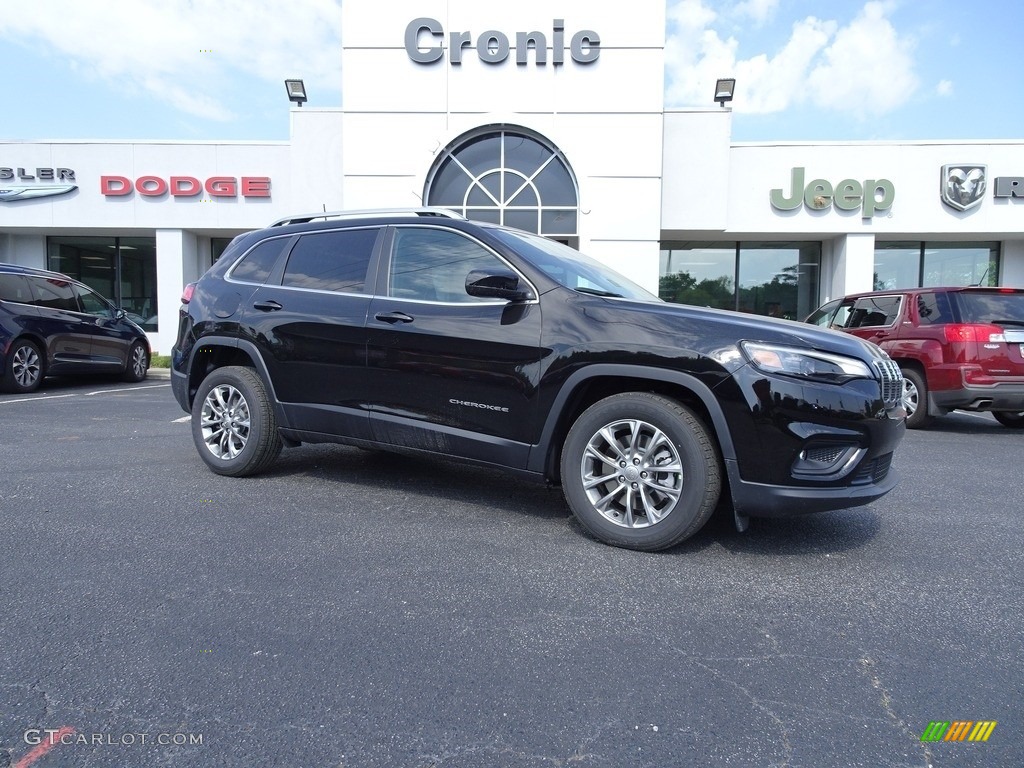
[[770, 167, 895, 218]]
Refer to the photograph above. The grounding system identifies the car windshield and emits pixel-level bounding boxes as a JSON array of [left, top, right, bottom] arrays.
[[954, 291, 1024, 325], [488, 227, 659, 302]]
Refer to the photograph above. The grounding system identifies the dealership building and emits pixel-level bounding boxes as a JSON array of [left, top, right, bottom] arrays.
[[2, 0, 1022, 355]]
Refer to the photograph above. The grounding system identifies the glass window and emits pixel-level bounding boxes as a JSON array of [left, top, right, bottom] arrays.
[[659, 241, 821, 319], [914, 292, 952, 325], [846, 295, 902, 328], [425, 126, 579, 238], [390, 228, 507, 303], [28, 277, 79, 312], [737, 243, 820, 320], [875, 242, 1000, 289], [230, 238, 289, 285], [490, 227, 655, 301], [282, 229, 378, 293], [953, 290, 1024, 324], [47, 236, 157, 330], [0, 274, 32, 304], [659, 244, 736, 310], [923, 243, 998, 287], [74, 284, 113, 317], [806, 299, 841, 327]]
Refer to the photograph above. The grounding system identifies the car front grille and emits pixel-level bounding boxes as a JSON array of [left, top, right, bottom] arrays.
[[873, 359, 903, 408]]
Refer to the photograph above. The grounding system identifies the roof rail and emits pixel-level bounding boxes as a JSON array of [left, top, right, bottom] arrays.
[[268, 207, 465, 227]]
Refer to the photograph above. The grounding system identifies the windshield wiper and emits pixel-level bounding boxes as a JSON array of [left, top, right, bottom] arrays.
[[575, 287, 624, 298], [988, 319, 1024, 327]]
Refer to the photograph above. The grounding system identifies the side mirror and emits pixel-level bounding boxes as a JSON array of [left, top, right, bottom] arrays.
[[465, 268, 533, 302], [114, 308, 127, 320]]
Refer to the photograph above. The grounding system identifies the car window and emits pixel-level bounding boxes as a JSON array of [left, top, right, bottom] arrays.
[[806, 299, 840, 327], [846, 295, 901, 328], [230, 238, 290, 285], [389, 227, 508, 303], [953, 291, 1024, 325], [74, 284, 114, 318], [0, 273, 33, 304], [915, 292, 952, 325], [488, 227, 657, 301], [282, 229, 378, 293], [28, 277, 80, 312]]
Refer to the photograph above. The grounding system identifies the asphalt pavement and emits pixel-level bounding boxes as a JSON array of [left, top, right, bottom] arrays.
[[0, 375, 1020, 767]]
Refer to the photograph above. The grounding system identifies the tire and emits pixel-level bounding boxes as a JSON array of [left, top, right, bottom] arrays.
[[2, 339, 44, 393], [560, 392, 721, 551], [993, 411, 1024, 429], [122, 341, 149, 382], [191, 366, 283, 477], [901, 368, 932, 429]]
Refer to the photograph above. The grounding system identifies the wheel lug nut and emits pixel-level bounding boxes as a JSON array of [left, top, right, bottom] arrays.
[[619, 461, 627, 468], [633, 458, 640, 465]]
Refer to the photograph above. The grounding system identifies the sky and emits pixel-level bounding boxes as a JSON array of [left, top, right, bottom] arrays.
[[0, 0, 1020, 144]]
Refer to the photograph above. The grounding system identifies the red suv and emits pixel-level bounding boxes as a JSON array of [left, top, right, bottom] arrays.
[[807, 287, 1024, 429]]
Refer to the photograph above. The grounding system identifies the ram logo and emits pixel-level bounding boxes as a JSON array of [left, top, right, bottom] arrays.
[[941, 164, 986, 212]]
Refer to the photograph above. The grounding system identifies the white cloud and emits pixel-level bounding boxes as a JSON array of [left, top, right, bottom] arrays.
[[734, 0, 780, 25], [0, 0, 342, 121], [805, 2, 918, 116], [666, 0, 919, 118], [936, 79, 954, 97]]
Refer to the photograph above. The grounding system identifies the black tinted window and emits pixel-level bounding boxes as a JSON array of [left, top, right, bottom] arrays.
[[282, 229, 377, 293], [0, 273, 33, 304], [231, 238, 288, 284], [390, 228, 506, 302], [28, 277, 79, 312], [915, 292, 951, 325], [846, 296, 901, 328], [75, 284, 113, 317], [954, 291, 1024, 324]]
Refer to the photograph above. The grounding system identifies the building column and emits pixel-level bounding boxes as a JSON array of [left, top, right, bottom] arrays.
[[153, 229, 199, 355], [830, 233, 876, 297]]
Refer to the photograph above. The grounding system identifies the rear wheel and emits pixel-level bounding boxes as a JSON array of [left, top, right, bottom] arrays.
[[560, 393, 721, 551], [2, 339, 44, 393], [993, 411, 1024, 429], [901, 368, 932, 429], [191, 366, 282, 476]]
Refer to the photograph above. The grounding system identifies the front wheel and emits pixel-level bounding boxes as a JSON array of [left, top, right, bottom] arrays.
[[2, 339, 44, 393], [993, 411, 1024, 429], [191, 366, 282, 476], [560, 393, 721, 551], [901, 368, 932, 429], [122, 341, 149, 382]]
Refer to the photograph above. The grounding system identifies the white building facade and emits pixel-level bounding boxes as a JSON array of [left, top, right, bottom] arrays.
[[1, 0, 1022, 354]]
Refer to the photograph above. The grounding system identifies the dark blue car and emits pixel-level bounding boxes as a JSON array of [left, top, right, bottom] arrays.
[[0, 263, 150, 393]]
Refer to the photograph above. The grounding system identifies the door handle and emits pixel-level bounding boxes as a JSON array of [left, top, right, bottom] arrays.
[[253, 300, 283, 312], [374, 311, 414, 324]]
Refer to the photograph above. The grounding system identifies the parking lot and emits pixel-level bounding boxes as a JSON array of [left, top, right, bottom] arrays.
[[0, 376, 1020, 767]]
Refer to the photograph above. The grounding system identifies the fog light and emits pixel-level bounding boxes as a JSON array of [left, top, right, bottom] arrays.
[[791, 443, 865, 480]]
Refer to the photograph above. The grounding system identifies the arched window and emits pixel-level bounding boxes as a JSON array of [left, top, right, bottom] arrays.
[[424, 127, 578, 240]]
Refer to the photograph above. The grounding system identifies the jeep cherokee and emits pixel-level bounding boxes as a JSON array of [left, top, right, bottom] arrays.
[[172, 210, 906, 550]]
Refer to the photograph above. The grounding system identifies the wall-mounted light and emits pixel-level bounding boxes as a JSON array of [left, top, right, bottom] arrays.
[[284, 79, 307, 107], [714, 78, 736, 107]]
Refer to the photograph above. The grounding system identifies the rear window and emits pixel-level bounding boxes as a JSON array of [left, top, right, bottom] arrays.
[[230, 238, 289, 284], [0, 273, 33, 304], [953, 291, 1024, 325]]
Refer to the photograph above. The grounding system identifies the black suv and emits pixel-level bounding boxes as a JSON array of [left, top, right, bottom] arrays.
[[172, 210, 905, 550], [1, 263, 151, 393]]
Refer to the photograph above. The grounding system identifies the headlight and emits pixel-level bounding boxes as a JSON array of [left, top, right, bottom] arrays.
[[739, 341, 873, 383]]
